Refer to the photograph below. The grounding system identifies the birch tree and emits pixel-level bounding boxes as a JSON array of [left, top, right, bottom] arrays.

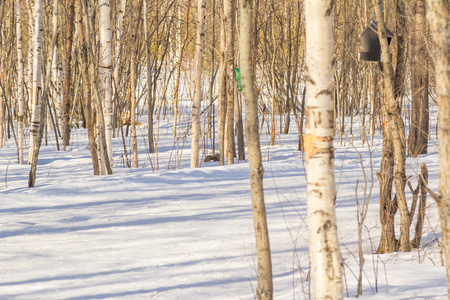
[[129, 0, 138, 168], [239, 0, 273, 297], [27, 0, 44, 164], [50, 37, 60, 134], [304, 0, 343, 298], [53, 60, 63, 133], [81, 0, 113, 175], [225, 0, 235, 165], [426, 0, 450, 293], [172, 0, 192, 138], [29, 0, 59, 186], [190, 0, 206, 168], [16, 0, 25, 163], [47, 0, 60, 128], [143, 0, 155, 154], [218, 7, 227, 165], [99, 0, 114, 172], [26, 1, 34, 114], [62, 0, 75, 150], [113, 0, 125, 113], [76, 0, 100, 175]]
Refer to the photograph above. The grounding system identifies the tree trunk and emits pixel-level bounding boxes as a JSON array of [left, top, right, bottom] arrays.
[[283, 2, 294, 136], [27, 0, 44, 164], [208, 0, 216, 151], [235, 85, 245, 160], [372, 0, 410, 252], [99, 0, 113, 171], [16, 0, 25, 163], [26, 1, 34, 116], [377, 115, 397, 253], [113, 0, 125, 134], [129, 0, 138, 168], [304, 0, 343, 298], [62, 0, 75, 150], [172, 0, 192, 138], [408, 0, 429, 157], [218, 10, 227, 166], [190, 0, 206, 168], [29, 0, 59, 186], [76, 0, 99, 175], [45, 0, 60, 149], [369, 67, 377, 147], [426, 0, 450, 294], [55, 61, 63, 134], [239, 0, 273, 298], [270, 32, 276, 147], [0, 3, 6, 149], [50, 30, 61, 140], [81, 0, 112, 175], [225, 0, 235, 165], [411, 163, 428, 248], [144, 0, 155, 154]]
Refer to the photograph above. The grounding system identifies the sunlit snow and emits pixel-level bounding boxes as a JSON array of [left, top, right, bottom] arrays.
[[1, 107, 446, 299]]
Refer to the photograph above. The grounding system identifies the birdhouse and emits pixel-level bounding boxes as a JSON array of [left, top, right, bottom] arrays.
[[358, 23, 394, 62]]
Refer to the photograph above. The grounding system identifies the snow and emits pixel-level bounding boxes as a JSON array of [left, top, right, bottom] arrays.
[[0, 110, 447, 299]]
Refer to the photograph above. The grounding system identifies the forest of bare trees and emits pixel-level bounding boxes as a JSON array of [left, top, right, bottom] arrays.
[[0, 0, 448, 298]]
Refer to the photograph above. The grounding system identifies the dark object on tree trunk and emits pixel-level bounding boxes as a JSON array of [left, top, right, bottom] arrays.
[[234, 68, 242, 91], [359, 23, 394, 62], [204, 153, 220, 162]]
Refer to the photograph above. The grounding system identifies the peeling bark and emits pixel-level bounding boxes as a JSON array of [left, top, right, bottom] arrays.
[[304, 0, 343, 298]]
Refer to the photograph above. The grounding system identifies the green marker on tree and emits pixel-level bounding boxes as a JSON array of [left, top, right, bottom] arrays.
[[234, 68, 242, 91]]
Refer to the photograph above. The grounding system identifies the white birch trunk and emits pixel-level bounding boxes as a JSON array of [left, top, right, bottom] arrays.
[[143, 0, 155, 154], [190, 0, 206, 168], [62, 0, 75, 149], [169, 3, 179, 113], [113, 0, 125, 102], [304, 0, 343, 298], [16, 0, 25, 162], [172, 3, 183, 138], [49, 16, 62, 133], [46, 0, 59, 134], [224, 0, 235, 165], [426, 0, 450, 294], [51, 46, 58, 99], [51, 43, 60, 132], [99, 0, 113, 171], [28, 0, 59, 186], [28, 0, 43, 164], [56, 62, 63, 133], [129, 0, 138, 168], [26, 1, 34, 113], [218, 5, 227, 165]]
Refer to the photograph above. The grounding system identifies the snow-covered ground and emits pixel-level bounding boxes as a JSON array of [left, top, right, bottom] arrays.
[[0, 109, 446, 299]]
